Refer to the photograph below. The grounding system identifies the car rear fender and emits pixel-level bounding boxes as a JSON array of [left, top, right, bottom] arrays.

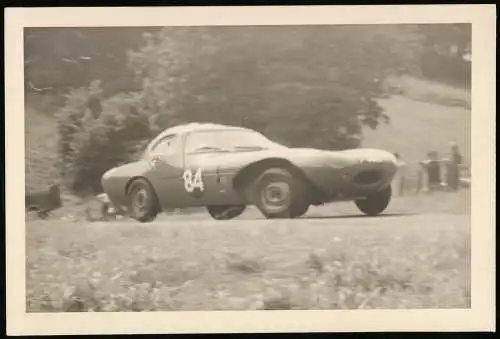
[[232, 157, 325, 204]]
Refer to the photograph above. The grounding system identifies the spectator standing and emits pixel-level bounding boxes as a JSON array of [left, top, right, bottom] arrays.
[[445, 142, 462, 191], [420, 151, 442, 192], [392, 152, 407, 196]]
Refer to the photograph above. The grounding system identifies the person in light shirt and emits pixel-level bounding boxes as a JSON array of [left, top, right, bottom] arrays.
[[392, 152, 407, 196]]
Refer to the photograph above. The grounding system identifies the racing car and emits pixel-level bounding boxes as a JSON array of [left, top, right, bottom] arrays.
[[101, 123, 398, 222]]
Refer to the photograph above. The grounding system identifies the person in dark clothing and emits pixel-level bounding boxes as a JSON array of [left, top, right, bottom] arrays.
[[445, 142, 463, 190], [420, 151, 442, 191]]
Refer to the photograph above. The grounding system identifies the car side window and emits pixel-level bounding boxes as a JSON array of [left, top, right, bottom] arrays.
[[150, 135, 178, 156]]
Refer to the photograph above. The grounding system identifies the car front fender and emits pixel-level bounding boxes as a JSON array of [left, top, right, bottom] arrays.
[[101, 161, 152, 207]]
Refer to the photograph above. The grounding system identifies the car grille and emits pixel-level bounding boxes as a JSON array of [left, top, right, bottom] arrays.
[[353, 170, 383, 185]]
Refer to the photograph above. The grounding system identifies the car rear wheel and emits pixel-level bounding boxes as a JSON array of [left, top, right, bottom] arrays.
[[37, 209, 49, 219], [252, 168, 309, 219], [354, 185, 392, 216], [207, 205, 246, 220], [291, 203, 310, 218], [127, 178, 160, 222]]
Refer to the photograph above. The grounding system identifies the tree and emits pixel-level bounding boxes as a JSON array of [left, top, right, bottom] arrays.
[[418, 24, 471, 87], [419, 24, 471, 58], [129, 25, 423, 149], [56, 25, 426, 194], [56, 81, 153, 194], [24, 27, 154, 97]]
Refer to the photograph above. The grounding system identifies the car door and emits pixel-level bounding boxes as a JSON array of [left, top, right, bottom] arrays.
[[182, 151, 232, 206], [182, 131, 242, 207], [146, 134, 192, 209]]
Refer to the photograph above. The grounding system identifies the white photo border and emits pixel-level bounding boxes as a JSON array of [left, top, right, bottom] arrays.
[[5, 4, 496, 335]]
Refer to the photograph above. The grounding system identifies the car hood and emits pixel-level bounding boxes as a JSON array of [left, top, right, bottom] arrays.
[[328, 148, 397, 163], [283, 147, 397, 168], [103, 160, 151, 179]]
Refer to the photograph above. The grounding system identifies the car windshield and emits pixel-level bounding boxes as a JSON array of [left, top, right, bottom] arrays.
[[185, 129, 281, 154]]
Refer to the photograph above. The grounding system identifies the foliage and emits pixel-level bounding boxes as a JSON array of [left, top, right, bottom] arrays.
[[418, 24, 471, 88], [24, 24, 470, 96], [56, 81, 154, 194], [24, 27, 149, 95], [127, 26, 424, 149]]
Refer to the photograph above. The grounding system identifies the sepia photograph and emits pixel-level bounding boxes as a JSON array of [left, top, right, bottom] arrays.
[[5, 5, 495, 335]]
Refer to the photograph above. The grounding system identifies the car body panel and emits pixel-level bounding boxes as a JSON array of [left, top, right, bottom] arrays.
[[101, 123, 398, 211], [101, 161, 151, 209]]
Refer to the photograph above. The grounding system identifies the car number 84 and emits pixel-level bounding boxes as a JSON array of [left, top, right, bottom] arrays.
[[183, 168, 204, 192]]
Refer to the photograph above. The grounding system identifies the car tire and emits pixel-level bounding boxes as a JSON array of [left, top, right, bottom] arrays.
[[37, 209, 49, 219], [252, 168, 309, 219], [207, 205, 246, 220], [291, 203, 310, 218], [354, 185, 392, 216], [127, 178, 160, 222]]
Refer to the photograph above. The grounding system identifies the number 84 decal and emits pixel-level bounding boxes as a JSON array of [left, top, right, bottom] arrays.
[[183, 168, 204, 193]]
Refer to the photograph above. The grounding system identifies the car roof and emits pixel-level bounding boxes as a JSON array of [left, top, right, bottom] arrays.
[[156, 122, 249, 138], [146, 123, 252, 151]]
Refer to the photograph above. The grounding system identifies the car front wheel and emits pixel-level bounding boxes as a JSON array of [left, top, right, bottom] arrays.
[[127, 179, 160, 222], [252, 168, 309, 219], [207, 205, 246, 220], [354, 185, 392, 216]]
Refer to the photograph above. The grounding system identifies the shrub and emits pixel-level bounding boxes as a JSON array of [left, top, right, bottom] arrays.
[[57, 81, 155, 195]]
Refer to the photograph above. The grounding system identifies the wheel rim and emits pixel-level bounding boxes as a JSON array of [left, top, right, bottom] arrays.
[[261, 181, 291, 212], [132, 187, 149, 217]]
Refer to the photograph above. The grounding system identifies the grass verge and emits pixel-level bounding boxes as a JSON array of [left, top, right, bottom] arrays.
[[26, 192, 470, 312]]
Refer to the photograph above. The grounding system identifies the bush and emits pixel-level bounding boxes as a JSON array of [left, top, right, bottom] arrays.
[[57, 81, 155, 195]]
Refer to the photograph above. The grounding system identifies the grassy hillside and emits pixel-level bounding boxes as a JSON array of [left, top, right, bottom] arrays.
[[364, 95, 469, 164], [24, 75, 470, 195], [25, 102, 59, 192], [362, 76, 470, 188]]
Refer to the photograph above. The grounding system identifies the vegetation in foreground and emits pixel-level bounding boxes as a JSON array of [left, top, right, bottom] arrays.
[[26, 191, 470, 312]]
